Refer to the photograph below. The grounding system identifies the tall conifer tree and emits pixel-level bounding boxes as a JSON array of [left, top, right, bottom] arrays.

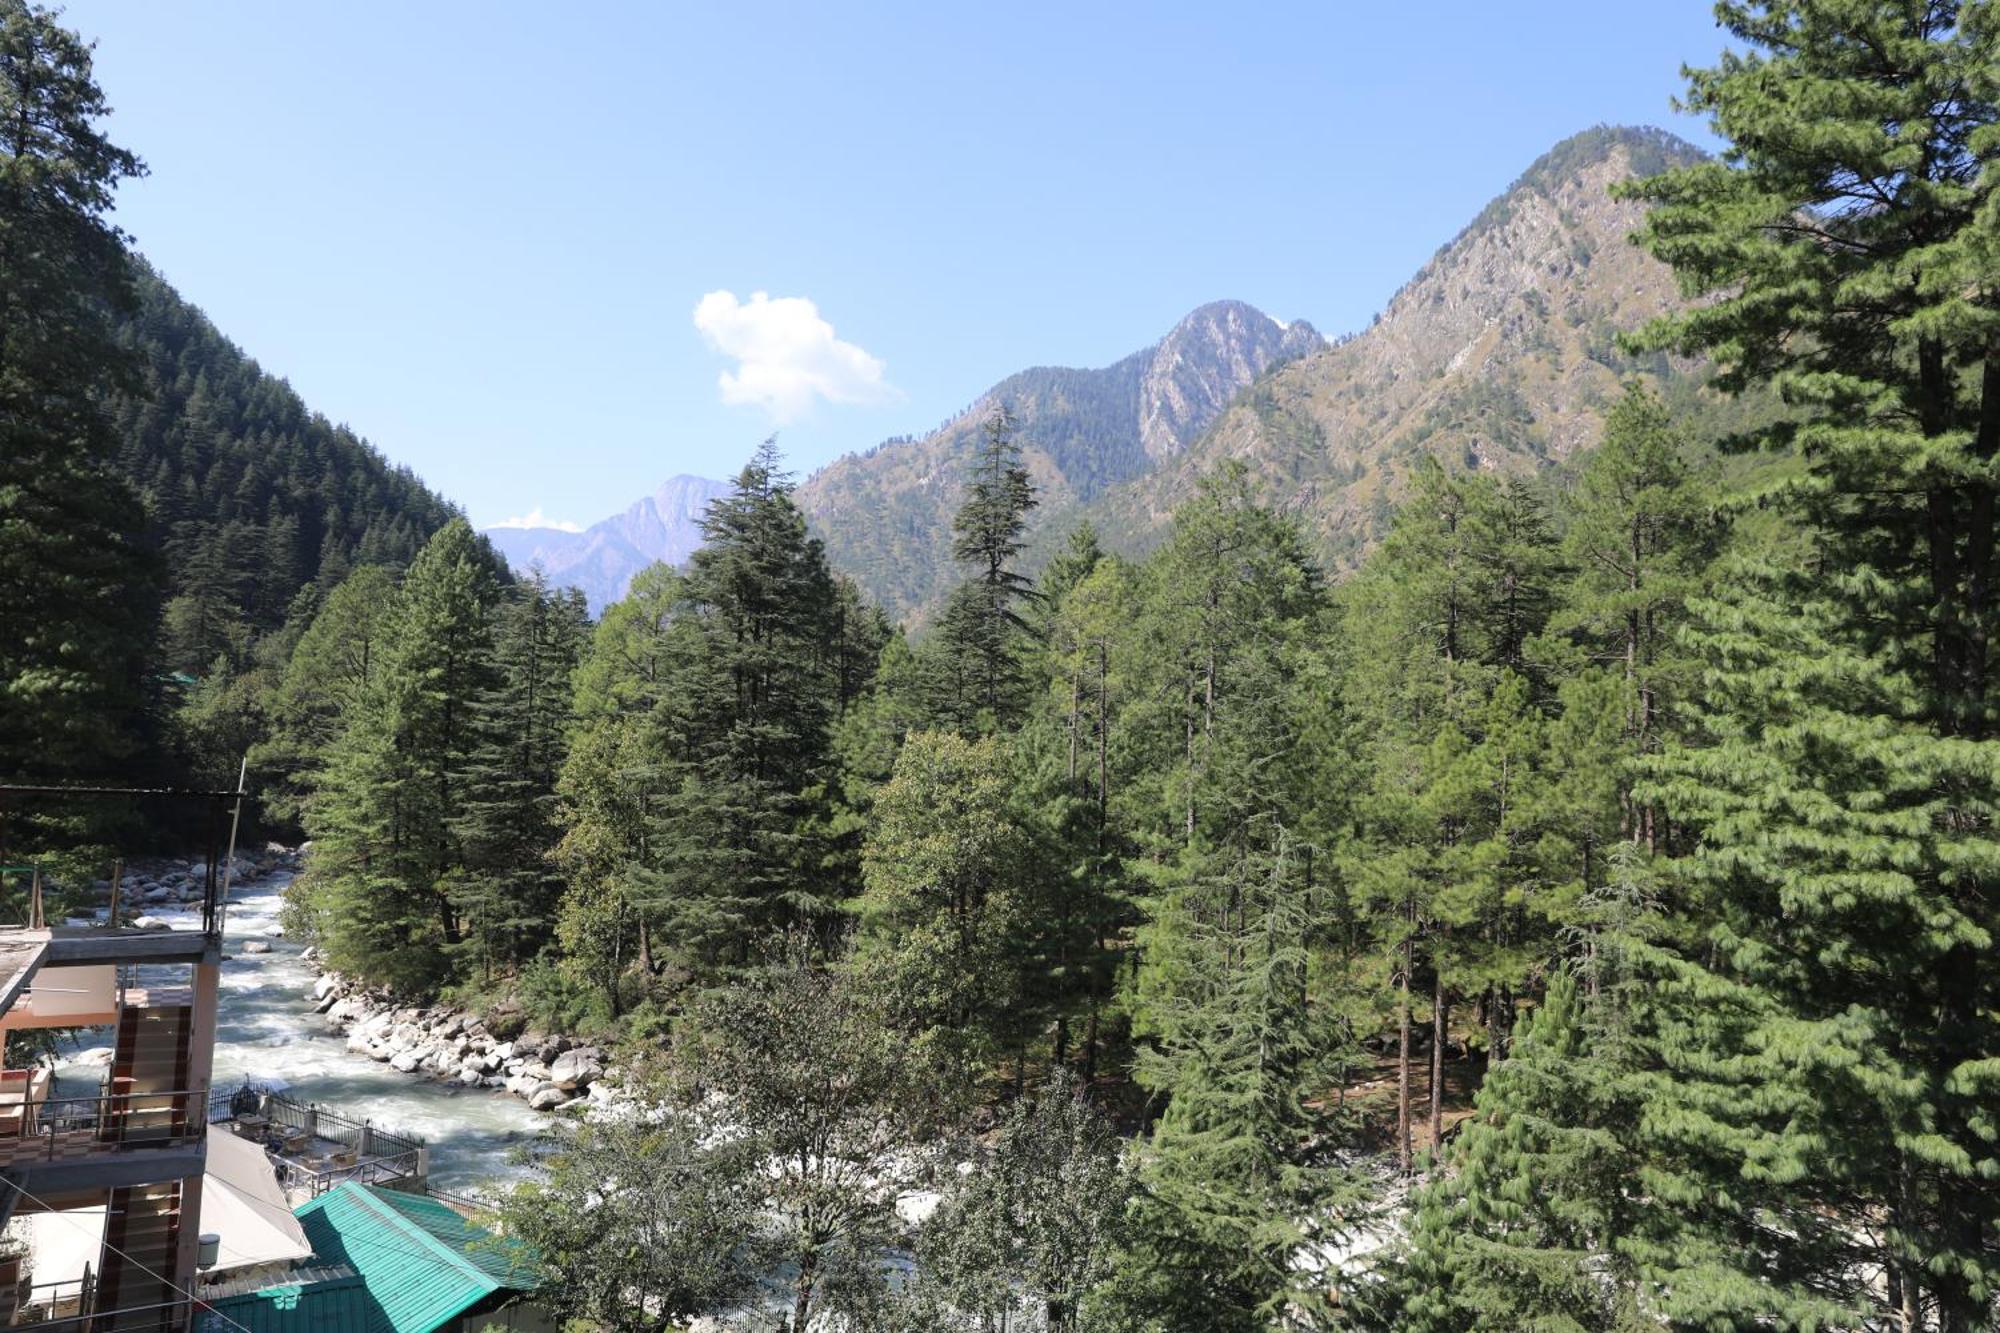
[[0, 0, 154, 799], [638, 441, 847, 968], [922, 405, 1040, 732], [1621, 4, 2000, 1325]]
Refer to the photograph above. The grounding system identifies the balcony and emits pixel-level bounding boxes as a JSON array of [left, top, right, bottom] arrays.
[[0, 1085, 204, 1170]]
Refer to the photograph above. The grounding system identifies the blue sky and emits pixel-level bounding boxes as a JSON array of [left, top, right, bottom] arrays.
[[68, 2, 1727, 532]]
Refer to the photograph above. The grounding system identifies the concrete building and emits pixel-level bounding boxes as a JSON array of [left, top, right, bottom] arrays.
[[0, 785, 240, 1333]]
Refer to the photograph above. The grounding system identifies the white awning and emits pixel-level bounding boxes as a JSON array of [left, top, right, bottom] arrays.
[[200, 1128, 313, 1272]]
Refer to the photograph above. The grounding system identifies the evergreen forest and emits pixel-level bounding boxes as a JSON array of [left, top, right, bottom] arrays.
[[4, 1, 1999, 1329]]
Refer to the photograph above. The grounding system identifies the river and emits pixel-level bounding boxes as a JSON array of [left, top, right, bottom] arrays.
[[54, 871, 548, 1195]]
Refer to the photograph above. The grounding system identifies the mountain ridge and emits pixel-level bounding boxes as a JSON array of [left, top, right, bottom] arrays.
[[483, 474, 730, 612], [793, 298, 1323, 622], [797, 125, 1713, 623], [1092, 124, 1710, 570]]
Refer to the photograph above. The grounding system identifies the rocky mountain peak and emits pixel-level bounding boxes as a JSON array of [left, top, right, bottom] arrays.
[[795, 296, 1320, 622], [1139, 301, 1321, 462], [1100, 124, 1710, 569]]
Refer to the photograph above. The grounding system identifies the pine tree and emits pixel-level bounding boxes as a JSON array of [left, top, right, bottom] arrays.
[[1116, 838, 1362, 1332], [853, 730, 1027, 1091], [1548, 383, 1716, 849], [1342, 460, 1498, 1174], [1618, 5, 2000, 1325], [920, 404, 1040, 732], [632, 441, 850, 972], [0, 0, 155, 798], [453, 574, 589, 977], [1385, 973, 1648, 1333], [297, 520, 499, 992], [553, 563, 682, 1012], [249, 564, 397, 828]]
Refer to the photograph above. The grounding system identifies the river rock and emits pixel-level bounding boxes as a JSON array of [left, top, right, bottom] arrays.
[[72, 1046, 114, 1067], [548, 1049, 602, 1091], [389, 1050, 424, 1074], [127, 915, 170, 931], [242, 940, 271, 955], [527, 1085, 570, 1112], [504, 1073, 543, 1099]]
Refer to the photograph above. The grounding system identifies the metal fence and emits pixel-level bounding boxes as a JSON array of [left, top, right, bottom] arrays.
[[0, 1089, 205, 1165], [207, 1085, 425, 1196]]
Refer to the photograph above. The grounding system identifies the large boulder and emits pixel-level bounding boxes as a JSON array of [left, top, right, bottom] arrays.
[[241, 940, 271, 955], [389, 1050, 423, 1074], [547, 1049, 602, 1091], [527, 1085, 570, 1112]]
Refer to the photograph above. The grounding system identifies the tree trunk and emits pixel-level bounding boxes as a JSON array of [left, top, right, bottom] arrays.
[[1429, 983, 1449, 1165], [1397, 934, 1413, 1176], [791, 1250, 816, 1332], [1487, 982, 1506, 1066]]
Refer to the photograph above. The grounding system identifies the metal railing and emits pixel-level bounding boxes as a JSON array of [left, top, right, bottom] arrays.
[[8, 1089, 204, 1159], [17, 1296, 192, 1332], [207, 1086, 426, 1196], [205, 1087, 420, 1159], [18, 1273, 197, 1332]]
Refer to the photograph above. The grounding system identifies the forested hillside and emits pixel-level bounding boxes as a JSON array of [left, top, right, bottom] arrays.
[[111, 266, 466, 678]]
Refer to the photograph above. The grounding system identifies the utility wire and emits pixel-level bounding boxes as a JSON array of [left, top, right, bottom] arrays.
[[0, 1176, 260, 1333]]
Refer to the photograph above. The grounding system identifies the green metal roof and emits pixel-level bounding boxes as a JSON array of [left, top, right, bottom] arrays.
[[199, 1274, 387, 1333], [282, 1184, 536, 1333]]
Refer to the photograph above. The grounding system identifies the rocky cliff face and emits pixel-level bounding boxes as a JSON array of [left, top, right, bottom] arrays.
[[1138, 302, 1326, 463], [1094, 126, 1709, 569], [795, 299, 1320, 623]]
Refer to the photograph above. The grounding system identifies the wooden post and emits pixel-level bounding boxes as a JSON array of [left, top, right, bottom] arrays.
[[108, 858, 123, 930], [28, 868, 41, 932]]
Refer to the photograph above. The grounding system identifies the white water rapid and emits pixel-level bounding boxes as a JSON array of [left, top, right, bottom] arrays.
[[53, 871, 547, 1195]]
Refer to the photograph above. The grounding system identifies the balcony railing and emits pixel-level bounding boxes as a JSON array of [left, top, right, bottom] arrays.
[[18, 1294, 192, 1333], [0, 1087, 204, 1168]]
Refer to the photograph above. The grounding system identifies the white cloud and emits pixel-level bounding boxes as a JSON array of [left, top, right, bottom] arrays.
[[492, 506, 583, 533], [693, 289, 896, 422]]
